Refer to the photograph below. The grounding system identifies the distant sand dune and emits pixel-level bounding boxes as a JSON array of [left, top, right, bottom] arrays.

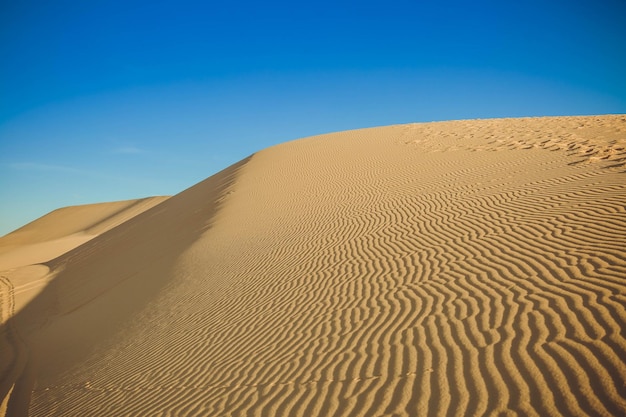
[[1, 116, 625, 416], [0, 196, 170, 326], [0, 197, 169, 269]]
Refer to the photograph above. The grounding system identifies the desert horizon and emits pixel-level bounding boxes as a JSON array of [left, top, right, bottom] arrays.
[[1, 115, 625, 416]]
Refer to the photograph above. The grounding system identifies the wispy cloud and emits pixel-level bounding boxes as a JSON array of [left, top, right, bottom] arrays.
[[4, 161, 140, 183], [112, 146, 145, 155], [7, 162, 84, 173]]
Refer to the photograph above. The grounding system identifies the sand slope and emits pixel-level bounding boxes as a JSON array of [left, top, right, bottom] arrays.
[[0, 197, 169, 270], [0, 197, 169, 319], [0, 197, 169, 415], [1, 115, 625, 416]]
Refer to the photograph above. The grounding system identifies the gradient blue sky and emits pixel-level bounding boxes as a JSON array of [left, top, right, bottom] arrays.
[[1, 0, 625, 236]]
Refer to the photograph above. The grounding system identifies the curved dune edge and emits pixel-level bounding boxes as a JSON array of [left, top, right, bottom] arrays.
[[3, 115, 626, 416]]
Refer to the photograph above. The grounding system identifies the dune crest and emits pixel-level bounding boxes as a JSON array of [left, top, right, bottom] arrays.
[[1, 115, 625, 416]]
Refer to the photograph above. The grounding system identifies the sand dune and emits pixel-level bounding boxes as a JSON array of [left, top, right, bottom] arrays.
[[0, 197, 169, 319], [0, 197, 169, 269], [1, 115, 625, 416]]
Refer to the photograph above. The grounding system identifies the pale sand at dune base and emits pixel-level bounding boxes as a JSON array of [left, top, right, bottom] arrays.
[[1, 115, 626, 416]]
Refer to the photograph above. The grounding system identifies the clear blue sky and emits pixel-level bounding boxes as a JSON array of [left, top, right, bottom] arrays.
[[1, 0, 625, 236]]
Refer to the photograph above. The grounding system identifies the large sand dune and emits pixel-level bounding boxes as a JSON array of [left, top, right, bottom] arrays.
[[1, 115, 625, 416]]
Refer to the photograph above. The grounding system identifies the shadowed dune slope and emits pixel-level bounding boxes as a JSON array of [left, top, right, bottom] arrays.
[[2, 115, 626, 416], [0, 160, 249, 416]]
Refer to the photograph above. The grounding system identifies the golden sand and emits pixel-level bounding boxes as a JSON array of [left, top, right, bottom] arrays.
[[1, 115, 625, 416]]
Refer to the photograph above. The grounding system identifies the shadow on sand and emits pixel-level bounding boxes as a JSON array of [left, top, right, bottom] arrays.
[[0, 155, 253, 416]]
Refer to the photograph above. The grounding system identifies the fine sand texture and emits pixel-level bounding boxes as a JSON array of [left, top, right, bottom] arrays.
[[1, 115, 625, 416]]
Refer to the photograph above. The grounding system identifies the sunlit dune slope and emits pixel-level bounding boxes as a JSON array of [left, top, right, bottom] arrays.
[[1, 115, 626, 416]]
